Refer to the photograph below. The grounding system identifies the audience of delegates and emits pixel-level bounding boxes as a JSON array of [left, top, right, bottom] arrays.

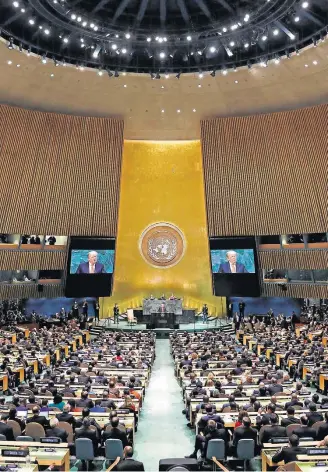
[[0, 323, 153, 470], [171, 325, 328, 469]]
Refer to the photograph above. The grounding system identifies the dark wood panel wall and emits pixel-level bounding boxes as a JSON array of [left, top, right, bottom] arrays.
[[259, 250, 328, 271], [201, 104, 328, 298], [0, 284, 64, 299], [0, 105, 124, 236], [201, 104, 328, 237], [0, 250, 66, 270]]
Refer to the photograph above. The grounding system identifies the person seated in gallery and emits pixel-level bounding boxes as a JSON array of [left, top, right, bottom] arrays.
[[159, 293, 166, 300], [169, 293, 176, 300]]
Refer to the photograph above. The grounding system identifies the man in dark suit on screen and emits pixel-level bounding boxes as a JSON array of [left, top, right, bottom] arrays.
[[76, 251, 105, 274], [218, 251, 248, 273]]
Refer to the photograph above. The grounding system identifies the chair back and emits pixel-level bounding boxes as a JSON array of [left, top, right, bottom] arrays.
[[57, 421, 74, 442], [105, 439, 124, 461], [293, 405, 302, 410], [236, 439, 255, 460], [76, 438, 95, 461], [259, 425, 267, 445], [0, 434, 6, 440], [25, 422, 46, 441], [17, 435, 33, 441], [312, 420, 326, 432], [286, 424, 300, 437], [222, 407, 231, 413], [7, 420, 21, 438], [206, 439, 225, 461]]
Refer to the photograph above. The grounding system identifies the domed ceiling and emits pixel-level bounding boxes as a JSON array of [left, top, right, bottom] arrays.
[[0, 0, 327, 73]]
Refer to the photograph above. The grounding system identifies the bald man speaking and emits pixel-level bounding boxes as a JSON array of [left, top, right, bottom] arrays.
[[76, 251, 105, 274], [218, 250, 248, 274]]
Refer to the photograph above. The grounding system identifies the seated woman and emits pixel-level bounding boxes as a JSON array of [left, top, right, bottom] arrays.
[[49, 394, 66, 411]]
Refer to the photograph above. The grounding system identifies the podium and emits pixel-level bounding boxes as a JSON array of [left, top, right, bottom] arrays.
[[143, 298, 182, 329], [149, 312, 176, 329]]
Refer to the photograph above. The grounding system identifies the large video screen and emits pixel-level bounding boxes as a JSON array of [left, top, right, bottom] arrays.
[[65, 237, 115, 297], [211, 249, 255, 274], [70, 250, 115, 274], [210, 237, 260, 297]]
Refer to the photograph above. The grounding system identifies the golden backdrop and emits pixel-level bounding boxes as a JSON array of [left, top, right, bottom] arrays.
[[101, 140, 225, 318]]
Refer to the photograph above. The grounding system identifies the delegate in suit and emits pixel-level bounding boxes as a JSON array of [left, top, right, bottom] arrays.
[[76, 251, 105, 274], [218, 250, 248, 273]]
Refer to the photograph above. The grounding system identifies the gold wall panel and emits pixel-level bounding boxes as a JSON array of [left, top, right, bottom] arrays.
[[102, 140, 225, 317]]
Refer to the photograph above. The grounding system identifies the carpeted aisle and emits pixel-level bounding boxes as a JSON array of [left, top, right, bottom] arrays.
[[134, 338, 194, 470]]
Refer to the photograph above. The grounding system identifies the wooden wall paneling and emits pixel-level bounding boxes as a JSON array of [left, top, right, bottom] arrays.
[[201, 104, 328, 237], [0, 283, 64, 299], [0, 250, 67, 271], [259, 249, 328, 270], [261, 283, 328, 299], [0, 105, 124, 236]]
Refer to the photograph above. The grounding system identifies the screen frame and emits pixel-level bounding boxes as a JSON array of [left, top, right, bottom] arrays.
[[210, 236, 260, 297], [65, 236, 116, 297]]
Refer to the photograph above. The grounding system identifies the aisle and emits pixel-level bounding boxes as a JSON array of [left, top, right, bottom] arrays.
[[134, 338, 194, 471]]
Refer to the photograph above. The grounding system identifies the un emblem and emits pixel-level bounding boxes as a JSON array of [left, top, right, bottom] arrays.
[[139, 222, 186, 268]]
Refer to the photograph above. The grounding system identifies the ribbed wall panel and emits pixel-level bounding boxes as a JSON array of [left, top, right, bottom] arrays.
[[201, 104, 328, 236], [0, 284, 64, 299], [0, 250, 67, 270], [0, 105, 124, 236], [259, 250, 328, 270], [261, 283, 328, 298]]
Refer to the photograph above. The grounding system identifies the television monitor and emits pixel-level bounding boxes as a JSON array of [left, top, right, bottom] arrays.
[[210, 236, 260, 297], [65, 237, 115, 297]]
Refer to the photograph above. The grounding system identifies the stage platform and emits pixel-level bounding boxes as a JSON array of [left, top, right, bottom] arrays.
[[92, 318, 234, 337]]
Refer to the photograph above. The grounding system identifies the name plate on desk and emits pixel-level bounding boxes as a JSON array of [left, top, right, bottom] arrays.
[[307, 448, 328, 455], [270, 437, 289, 444], [40, 437, 61, 444], [2, 450, 29, 457]]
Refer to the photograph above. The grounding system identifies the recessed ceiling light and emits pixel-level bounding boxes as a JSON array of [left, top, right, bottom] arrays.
[[222, 69, 228, 75], [273, 29, 279, 36], [16, 64, 20, 67], [147, 37, 151, 42], [125, 33, 131, 39], [186, 35, 192, 41], [71, 14, 76, 20], [302, 1, 309, 8], [29, 19, 35, 25], [159, 52, 165, 58], [313, 60, 318, 65], [161, 85, 164, 88], [123, 84, 127, 87], [244, 43, 249, 48], [7, 60, 12, 65], [294, 16, 300, 22], [90, 23, 95, 28], [13, 1, 19, 8], [193, 109, 196, 112], [262, 35, 267, 41], [304, 63, 308, 67], [111, 44, 117, 50], [209, 46, 216, 53], [21, 8, 25, 12], [161, 109, 165, 113], [222, 27, 227, 32], [229, 41, 235, 47], [121, 48, 127, 54], [234, 80, 238, 83], [50, 73, 54, 77], [177, 109, 181, 113], [63, 37, 69, 43], [77, 16, 82, 22], [198, 84, 202, 88]]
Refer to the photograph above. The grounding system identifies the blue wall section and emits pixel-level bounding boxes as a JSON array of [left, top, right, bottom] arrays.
[[24, 297, 96, 317], [229, 297, 302, 316]]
